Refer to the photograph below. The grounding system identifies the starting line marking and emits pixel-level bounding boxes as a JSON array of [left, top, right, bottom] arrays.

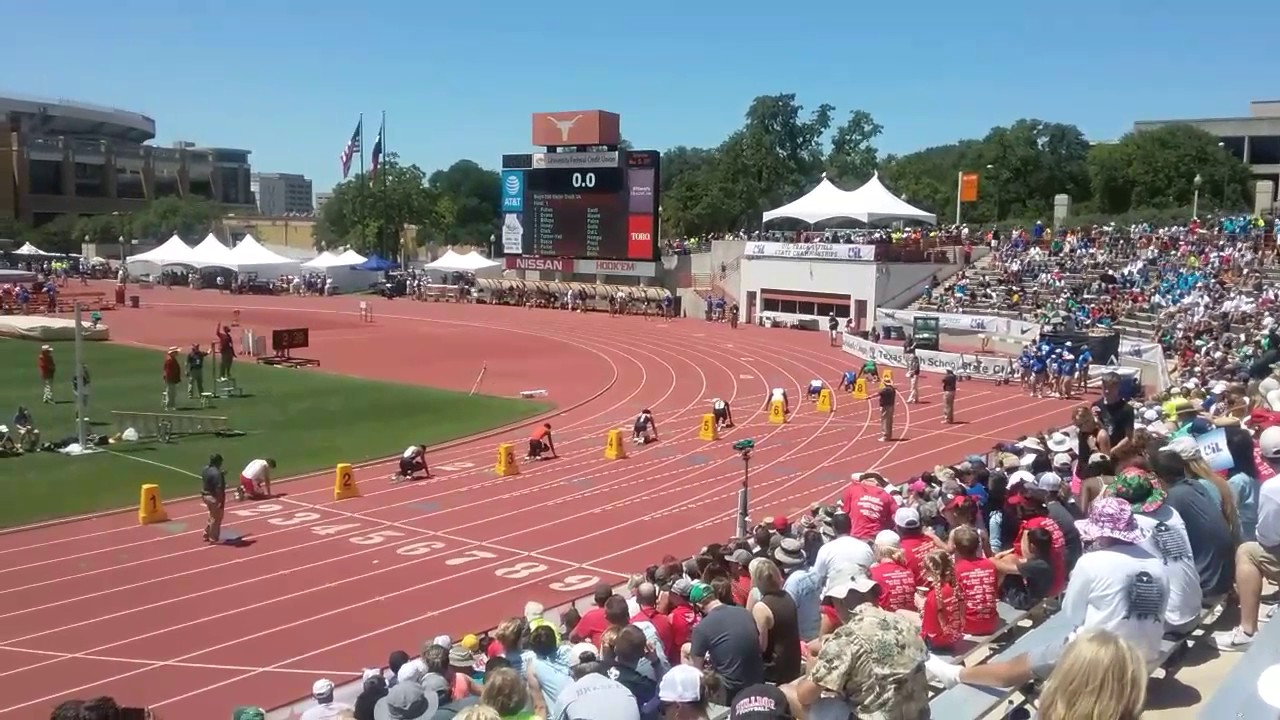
[[739, 374, 755, 379], [0, 645, 353, 676], [739, 357, 755, 361]]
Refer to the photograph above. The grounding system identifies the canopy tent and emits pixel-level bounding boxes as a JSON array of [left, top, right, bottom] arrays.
[[126, 234, 200, 266], [840, 172, 937, 225], [225, 234, 301, 275], [459, 251, 501, 271], [353, 254, 398, 272], [423, 249, 501, 276], [761, 172, 936, 225], [333, 249, 367, 265], [301, 251, 344, 269], [298, 248, 380, 290], [12, 242, 50, 256], [761, 175, 857, 224], [190, 233, 238, 269]]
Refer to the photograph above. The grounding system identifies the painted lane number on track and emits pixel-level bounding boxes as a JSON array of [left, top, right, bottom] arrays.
[[495, 561, 548, 579], [436, 461, 476, 472], [350, 530, 406, 545], [267, 512, 322, 526], [229, 503, 284, 517], [550, 575, 601, 592]]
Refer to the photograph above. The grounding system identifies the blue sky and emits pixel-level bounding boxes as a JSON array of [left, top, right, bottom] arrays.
[[7, 0, 1273, 193]]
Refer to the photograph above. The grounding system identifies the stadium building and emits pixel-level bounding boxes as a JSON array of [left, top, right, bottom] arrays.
[[0, 94, 255, 227]]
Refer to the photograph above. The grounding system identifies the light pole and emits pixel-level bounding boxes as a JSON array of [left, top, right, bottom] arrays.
[[1193, 174, 1202, 219], [733, 439, 755, 538], [986, 164, 998, 224]]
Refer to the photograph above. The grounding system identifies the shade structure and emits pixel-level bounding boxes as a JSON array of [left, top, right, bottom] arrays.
[[12, 242, 49, 256], [126, 234, 200, 266], [225, 234, 301, 275], [762, 175, 858, 224], [190, 233, 238, 269], [301, 251, 342, 268], [424, 249, 501, 274], [332, 249, 367, 265], [353, 254, 398, 272], [840, 172, 937, 225]]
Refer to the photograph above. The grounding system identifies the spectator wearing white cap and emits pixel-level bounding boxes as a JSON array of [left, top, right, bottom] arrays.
[[868, 529, 915, 613], [893, 507, 932, 586], [658, 664, 713, 720], [300, 678, 352, 720]]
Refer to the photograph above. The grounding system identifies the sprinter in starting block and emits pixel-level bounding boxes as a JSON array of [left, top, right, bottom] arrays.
[[632, 409, 659, 444], [766, 387, 790, 414], [235, 458, 276, 501], [528, 423, 557, 460], [806, 379, 825, 401], [837, 369, 858, 392], [392, 444, 431, 482], [857, 359, 880, 385], [712, 398, 734, 428]]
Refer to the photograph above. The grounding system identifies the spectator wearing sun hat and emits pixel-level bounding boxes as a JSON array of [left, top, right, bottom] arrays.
[[301, 678, 353, 720], [162, 346, 182, 410], [776, 538, 820, 642]]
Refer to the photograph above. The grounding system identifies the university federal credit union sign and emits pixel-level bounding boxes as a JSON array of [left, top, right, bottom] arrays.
[[745, 241, 877, 262]]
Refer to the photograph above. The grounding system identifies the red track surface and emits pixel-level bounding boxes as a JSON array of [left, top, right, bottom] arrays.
[[0, 289, 1078, 719]]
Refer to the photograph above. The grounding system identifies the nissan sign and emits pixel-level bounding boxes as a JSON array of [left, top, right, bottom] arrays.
[[505, 256, 572, 273]]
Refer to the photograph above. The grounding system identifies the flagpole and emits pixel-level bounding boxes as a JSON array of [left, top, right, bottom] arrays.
[[380, 110, 388, 258], [358, 113, 365, 178]]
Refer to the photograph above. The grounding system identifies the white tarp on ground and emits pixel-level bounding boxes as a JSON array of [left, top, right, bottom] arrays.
[[840, 173, 937, 225], [12, 242, 50, 256], [126, 234, 200, 267], [190, 233, 238, 269], [225, 234, 300, 275], [0, 316, 110, 341]]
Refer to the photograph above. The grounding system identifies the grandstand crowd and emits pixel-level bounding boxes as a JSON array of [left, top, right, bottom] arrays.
[[48, 214, 1280, 720]]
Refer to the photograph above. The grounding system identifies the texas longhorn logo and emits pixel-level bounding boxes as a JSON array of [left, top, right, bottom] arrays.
[[547, 114, 583, 142]]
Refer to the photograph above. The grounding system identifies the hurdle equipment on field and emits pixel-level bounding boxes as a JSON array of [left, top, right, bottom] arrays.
[[495, 442, 520, 476], [698, 413, 719, 441], [112, 411, 229, 441], [138, 484, 168, 525], [359, 301, 374, 323], [604, 428, 627, 460], [519, 389, 548, 399], [334, 463, 359, 500]]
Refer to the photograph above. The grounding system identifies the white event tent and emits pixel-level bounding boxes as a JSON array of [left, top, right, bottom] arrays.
[[190, 233, 238, 269], [12, 242, 51, 256], [225, 234, 300, 275], [761, 173, 936, 226], [423, 249, 502, 276], [126, 234, 200, 267], [299, 247, 379, 290]]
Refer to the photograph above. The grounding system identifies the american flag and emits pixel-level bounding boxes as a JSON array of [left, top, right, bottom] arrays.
[[369, 118, 385, 180], [339, 119, 362, 179]]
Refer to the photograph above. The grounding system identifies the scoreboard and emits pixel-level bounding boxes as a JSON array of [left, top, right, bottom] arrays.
[[501, 150, 659, 262]]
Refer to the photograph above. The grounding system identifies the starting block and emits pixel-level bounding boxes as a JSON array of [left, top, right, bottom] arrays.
[[698, 413, 719, 441], [604, 428, 627, 460], [358, 301, 374, 323], [334, 463, 359, 500], [138, 483, 168, 525], [852, 377, 868, 400], [881, 369, 894, 384], [768, 398, 787, 424], [816, 388, 833, 413], [496, 442, 520, 476]]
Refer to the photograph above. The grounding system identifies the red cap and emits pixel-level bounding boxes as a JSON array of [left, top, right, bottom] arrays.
[[772, 516, 789, 531]]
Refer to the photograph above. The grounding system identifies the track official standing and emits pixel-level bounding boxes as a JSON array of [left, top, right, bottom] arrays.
[[201, 453, 227, 543], [905, 344, 921, 404], [942, 369, 957, 423], [878, 379, 897, 442]]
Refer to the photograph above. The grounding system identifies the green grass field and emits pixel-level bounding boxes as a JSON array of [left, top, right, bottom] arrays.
[[0, 339, 550, 527]]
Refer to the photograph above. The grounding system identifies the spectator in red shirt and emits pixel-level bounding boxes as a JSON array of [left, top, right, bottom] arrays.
[[895, 507, 933, 585], [632, 582, 676, 666], [868, 530, 917, 612], [666, 578, 699, 662], [841, 472, 896, 541], [569, 584, 614, 646], [162, 347, 182, 410], [952, 526, 1000, 636], [37, 345, 55, 404], [1012, 495, 1069, 596], [726, 548, 754, 606], [919, 550, 965, 651]]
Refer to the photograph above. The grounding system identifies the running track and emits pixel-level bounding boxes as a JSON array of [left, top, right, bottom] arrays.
[[0, 289, 1078, 718]]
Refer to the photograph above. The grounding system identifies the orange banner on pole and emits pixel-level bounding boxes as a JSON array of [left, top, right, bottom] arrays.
[[959, 173, 980, 203]]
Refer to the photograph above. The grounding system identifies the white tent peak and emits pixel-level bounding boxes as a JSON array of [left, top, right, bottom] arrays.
[[424, 249, 500, 272], [13, 242, 49, 256], [126, 234, 200, 266], [762, 174, 936, 225], [761, 177, 858, 224], [190, 233, 236, 268], [226, 234, 300, 272], [333, 249, 367, 265], [841, 174, 936, 225]]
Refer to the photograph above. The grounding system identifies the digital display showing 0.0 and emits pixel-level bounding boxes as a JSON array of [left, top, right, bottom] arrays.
[[526, 167, 623, 194]]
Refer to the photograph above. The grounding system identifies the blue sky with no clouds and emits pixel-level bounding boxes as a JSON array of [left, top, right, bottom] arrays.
[[6, 0, 1273, 192]]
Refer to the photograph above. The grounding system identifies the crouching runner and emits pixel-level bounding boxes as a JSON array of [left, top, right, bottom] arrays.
[[236, 457, 276, 501], [528, 422, 557, 460], [712, 398, 734, 429], [394, 444, 430, 482], [633, 408, 659, 444]]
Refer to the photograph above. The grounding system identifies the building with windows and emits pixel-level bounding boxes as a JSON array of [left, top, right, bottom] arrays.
[[1134, 100, 1280, 211], [315, 191, 333, 212], [250, 172, 314, 216], [0, 94, 255, 227]]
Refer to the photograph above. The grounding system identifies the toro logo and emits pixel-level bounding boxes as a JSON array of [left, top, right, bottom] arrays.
[[629, 232, 652, 242], [507, 256, 569, 272]]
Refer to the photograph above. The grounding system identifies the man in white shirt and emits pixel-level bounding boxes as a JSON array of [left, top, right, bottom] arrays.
[[811, 512, 874, 597], [299, 678, 353, 720], [1214, 435, 1280, 650], [235, 458, 276, 501], [395, 444, 429, 482]]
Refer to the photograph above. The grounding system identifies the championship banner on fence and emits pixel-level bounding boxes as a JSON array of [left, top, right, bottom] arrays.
[[744, 242, 877, 262], [841, 334, 1142, 383], [874, 309, 1038, 339]]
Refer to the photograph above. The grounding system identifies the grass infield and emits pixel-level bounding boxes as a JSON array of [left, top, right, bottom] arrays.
[[0, 338, 550, 527]]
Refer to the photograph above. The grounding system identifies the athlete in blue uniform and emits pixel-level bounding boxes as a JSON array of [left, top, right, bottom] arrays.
[[837, 370, 858, 392]]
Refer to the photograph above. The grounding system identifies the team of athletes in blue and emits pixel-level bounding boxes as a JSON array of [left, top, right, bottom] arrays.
[[1017, 340, 1092, 398]]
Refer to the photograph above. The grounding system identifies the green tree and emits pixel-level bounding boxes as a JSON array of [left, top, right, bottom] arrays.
[[826, 109, 883, 187], [316, 154, 432, 256], [33, 215, 81, 254], [424, 160, 500, 246], [129, 196, 219, 241], [1091, 124, 1252, 215]]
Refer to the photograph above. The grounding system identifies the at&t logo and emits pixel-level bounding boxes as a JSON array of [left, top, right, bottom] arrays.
[[501, 171, 524, 212], [504, 174, 520, 196]]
